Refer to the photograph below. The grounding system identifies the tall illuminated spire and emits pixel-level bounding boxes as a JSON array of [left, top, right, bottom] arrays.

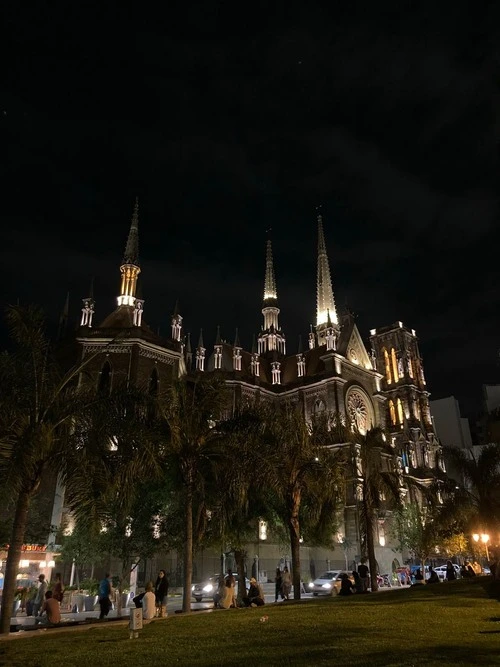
[[258, 237, 286, 355], [263, 239, 277, 301], [316, 210, 338, 329], [117, 198, 141, 306], [123, 197, 140, 265]]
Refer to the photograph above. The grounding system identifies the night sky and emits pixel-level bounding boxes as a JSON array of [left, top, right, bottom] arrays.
[[3, 4, 500, 416]]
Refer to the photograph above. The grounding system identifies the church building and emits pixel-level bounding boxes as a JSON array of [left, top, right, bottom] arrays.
[[56, 200, 443, 581]]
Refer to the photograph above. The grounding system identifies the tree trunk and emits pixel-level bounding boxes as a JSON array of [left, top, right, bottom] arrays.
[[420, 554, 427, 584], [0, 491, 31, 634], [365, 509, 379, 592], [289, 502, 302, 600], [182, 475, 193, 613], [234, 549, 247, 606]]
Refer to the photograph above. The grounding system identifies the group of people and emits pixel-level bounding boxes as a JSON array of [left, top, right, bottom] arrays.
[[130, 569, 169, 620], [274, 566, 292, 601], [337, 563, 371, 596], [27, 573, 65, 626], [212, 569, 265, 609]]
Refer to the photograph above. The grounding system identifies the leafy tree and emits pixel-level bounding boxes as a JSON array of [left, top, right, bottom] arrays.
[[65, 385, 163, 614], [257, 405, 346, 600], [58, 522, 103, 585], [392, 502, 439, 580], [350, 427, 403, 592], [158, 376, 229, 613], [442, 444, 500, 533], [0, 305, 101, 634]]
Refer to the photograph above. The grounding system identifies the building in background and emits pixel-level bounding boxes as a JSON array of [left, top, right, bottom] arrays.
[[45, 202, 443, 584], [430, 396, 473, 449]]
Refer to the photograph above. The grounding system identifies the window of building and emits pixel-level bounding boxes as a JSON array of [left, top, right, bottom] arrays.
[[383, 348, 392, 384], [389, 400, 396, 425], [397, 398, 404, 424], [98, 361, 112, 393], [391, 348, 399, 383], [149, 368, 159, 396]]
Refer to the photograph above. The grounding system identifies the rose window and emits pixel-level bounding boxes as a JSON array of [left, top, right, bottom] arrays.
[[347, 389, 370, 434]]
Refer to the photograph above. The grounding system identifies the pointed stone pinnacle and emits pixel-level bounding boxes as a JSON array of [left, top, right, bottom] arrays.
[[123, 197, 140, 266]]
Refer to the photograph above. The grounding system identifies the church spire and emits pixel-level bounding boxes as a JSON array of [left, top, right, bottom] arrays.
[[123, 197, 140, 266], [117, 198, 141, 307], [263, 239, 277, 302], [258, 237, 286, 355], [316, 208, 338, 343]]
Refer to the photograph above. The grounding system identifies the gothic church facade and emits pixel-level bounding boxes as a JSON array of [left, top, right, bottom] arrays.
[[70, 201, 442, 578]]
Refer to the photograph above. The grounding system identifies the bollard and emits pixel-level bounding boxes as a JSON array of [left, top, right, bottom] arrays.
[[129, 608, 143, 639]]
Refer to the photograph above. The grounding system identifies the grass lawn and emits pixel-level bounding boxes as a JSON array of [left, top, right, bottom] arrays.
[[1, 578, 499, 666]]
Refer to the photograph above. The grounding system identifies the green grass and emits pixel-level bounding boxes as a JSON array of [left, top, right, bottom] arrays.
[[1, 578, 500, 666]]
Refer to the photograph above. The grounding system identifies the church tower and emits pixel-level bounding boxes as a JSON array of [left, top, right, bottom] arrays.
[[257, 239, 286, 355], [117, 197, 140, 307], [315, 211, 339, 348], [370, 322, 441, 475]]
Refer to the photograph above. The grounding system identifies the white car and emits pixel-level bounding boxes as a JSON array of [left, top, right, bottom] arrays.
[[308, 570, 353, 596], [433, 564, 460, 580]]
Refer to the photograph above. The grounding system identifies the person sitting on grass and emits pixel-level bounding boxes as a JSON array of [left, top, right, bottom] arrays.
[[142, 581, 156, 620], [242, 578, 265, 607], [35, 591, 61, 626], [352, 570, 363, 593], [413, 568, 424, 585], [338, 573, 354, 596], [427, 567, 440, 584], [219, 580, 237, 609]]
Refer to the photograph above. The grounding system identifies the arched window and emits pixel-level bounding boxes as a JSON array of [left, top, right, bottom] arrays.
[[408, 356, 414, 379], [383, 349, 392, 384], [149, 368, 159, 396], [389, 400, 396, 426], [98, 361, 112, 393], [397, 398, 404, 424], [391, 348, 399, 383]]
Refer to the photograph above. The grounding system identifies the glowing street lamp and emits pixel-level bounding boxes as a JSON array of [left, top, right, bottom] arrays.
[[472, 532, 490, 561]]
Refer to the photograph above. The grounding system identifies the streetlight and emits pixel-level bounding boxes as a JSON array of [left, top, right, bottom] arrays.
[[481, 534, 490, 562], [472, 533, 490, 562]]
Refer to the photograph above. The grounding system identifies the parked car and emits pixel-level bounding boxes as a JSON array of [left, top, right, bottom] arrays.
[[433, 564, 461, 580], [191, 574, 250, 602], [308, 571, 354, 596]]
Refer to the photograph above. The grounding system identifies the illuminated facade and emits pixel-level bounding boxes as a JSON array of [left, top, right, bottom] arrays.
[[51, 202, 442, 581]]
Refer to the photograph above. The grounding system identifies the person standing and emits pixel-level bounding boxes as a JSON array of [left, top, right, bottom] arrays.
[[274, 568, 283, 602], [52, 572, 64, 604], [357, 562, 369, 593], [281, 566, 292, 600], [98, 573, 112, 619], [445, 560, 456, 581], [154, 569, 168, 617], [33, 574, 48, 617]]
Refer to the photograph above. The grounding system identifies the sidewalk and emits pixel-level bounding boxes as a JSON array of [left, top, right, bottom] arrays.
[[8, 607, 131, 632]]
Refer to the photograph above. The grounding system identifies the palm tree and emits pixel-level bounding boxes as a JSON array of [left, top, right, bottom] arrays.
[[158, 376, 228, 613], [65, 384, 163, 615], [443, 444, 500, 534], [350, 427, 403, 592], [0, 305, 99, 633], [258, 405, 346, 600]]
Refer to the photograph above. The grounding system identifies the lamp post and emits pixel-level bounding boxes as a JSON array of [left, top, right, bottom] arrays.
[[472, 533, 490, 563], [481, 534, 490, 562]]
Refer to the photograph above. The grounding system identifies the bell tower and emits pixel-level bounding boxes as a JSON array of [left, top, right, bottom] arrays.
[[370, 322, 441, 474]]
